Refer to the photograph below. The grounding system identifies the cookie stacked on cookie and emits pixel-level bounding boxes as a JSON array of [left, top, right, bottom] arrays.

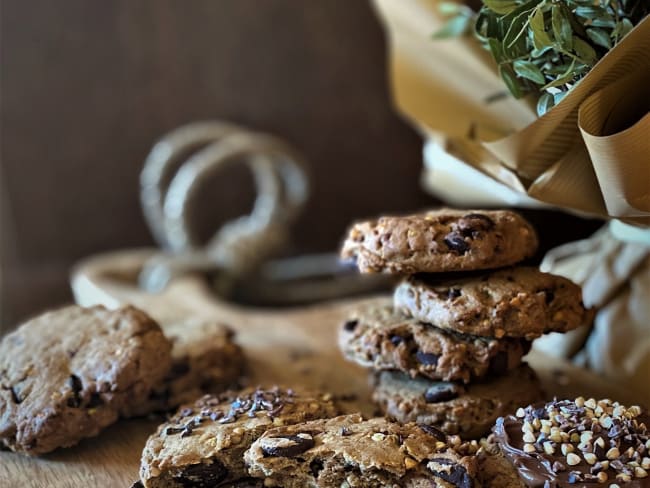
[[339, 208, 591, 438]]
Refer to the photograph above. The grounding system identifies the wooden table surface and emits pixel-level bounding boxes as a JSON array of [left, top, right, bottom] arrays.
[[0, 250, 636, 487]]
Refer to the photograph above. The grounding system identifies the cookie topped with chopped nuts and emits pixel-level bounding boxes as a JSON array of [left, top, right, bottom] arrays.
[[245, 413, 480, 487], [394, 268, 590, 339], [339, 303, 531, 383], [0, 305, 172, 455], [341, 208, 538, 274], [139, 386, 339, 487], [493, 398, 650, 487]]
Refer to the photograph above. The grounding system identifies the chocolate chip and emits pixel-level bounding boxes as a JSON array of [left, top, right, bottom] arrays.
[[460, 213, 495, 230], [309, 459, 324, 477], [164, 426, 184, 436], [66, 374, 83, 408], [130, 482, 144, 488], [87, 392, 103, 408], [175, 461, 228, 487], [390, 335, 404, 346], [543, 289, 555, 304], [343, 319, 358, 332], [416, 351, 440, 366], [424, 384, 461, 403], [443, 233, 469, 254], [261, 434, 315, 457], [418, 424, 447, 442], [169, 362, 191, 379], [429, 459, 473, 488], [448, 288, 461, 299], [9, 386, 23, 404], [488, 352, 509, 375]]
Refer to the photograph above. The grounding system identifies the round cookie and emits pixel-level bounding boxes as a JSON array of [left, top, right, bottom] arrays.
[[493, 398, 650, 487], [339, 304, 531, 383], [394, 267, 590, 339], [341, 208, 538, 274], [0, 305, 172, 455], [245, 413, 480, 487], [372, 365, 544, 439], [130, 319, 245, 415], [139, 386, 339, 487]]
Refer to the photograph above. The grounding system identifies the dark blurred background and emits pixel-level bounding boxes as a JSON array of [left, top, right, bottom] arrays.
[[0, 0, 601, 331]]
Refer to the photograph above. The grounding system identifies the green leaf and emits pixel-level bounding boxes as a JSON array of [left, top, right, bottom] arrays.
[[499, 65, 524, 98], [572, 36, 598, 64], [586, 27, 611, 48], [574, 6, 607, 18], [487, 37, 506, 63], [542, 59, 576, 89], [432, 15, 472, 39], [551, 5, 573, 51], [537, 92, 554, 116], [530, 8, 553, 50], [482, 0, 520, 15], [513, 59, 546, 84]]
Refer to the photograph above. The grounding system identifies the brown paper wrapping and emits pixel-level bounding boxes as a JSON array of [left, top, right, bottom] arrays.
[[373, 0, 650, 226]]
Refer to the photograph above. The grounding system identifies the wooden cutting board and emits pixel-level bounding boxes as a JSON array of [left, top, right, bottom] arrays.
[[0, 250, 636, 487]]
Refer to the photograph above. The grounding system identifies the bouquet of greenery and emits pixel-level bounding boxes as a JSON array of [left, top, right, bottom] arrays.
[[436, 0, 649, 115], [373, 0, 650, 225]]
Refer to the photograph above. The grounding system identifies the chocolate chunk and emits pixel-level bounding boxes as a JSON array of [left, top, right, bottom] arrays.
[[343, 319, 358, 332], [164, 426, 184, 436], [418, 424, 447, 442], [488, 352, 509, 375], [66, 374, 83, 408], [130, 482, 144, 488], [390, 335, 404, 346], [416, 351, 440, 366], [169, 362, 191, 378], [460, 213, 495, 231], [309, 459, 324, 478], [443, 233, 469, 254], [261, 434, 315, 457], [543, 289, 555, 304], [175, 461, 228, 487], [87, 392, 103, 408], [424, 384, 460, 403], [429, 459, 473, 488], [9, 386, 23, 404]]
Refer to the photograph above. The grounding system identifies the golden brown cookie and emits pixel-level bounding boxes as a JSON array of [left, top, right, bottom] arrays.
[[394, 268, 590, 339], [139, 386, 339, 487], [339, 304, 531, 383], [372, 365, 544, 439], [245, 413, 480, 487], [0, 305, 172, 455], [341, 208, 538, 274]]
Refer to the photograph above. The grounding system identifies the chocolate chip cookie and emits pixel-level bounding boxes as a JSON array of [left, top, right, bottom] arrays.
[[131, 319, 245, 415], [493, 398, 650, 487], [394, 268, 590, 339], [372, 365, 544, 439], [139, 386, 339, 487], [0, 305, 172, 455], [341, 208, 538, 274], [339, 304, 531, 383], [245, 413, 479, 487]]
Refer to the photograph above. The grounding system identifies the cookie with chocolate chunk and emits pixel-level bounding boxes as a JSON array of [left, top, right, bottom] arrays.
[[341, 208, 537, 274], [394, 268, 590, 339], [129, 318, 245, 415], [245, 413, 479, 487], [139, 386, 339, 487], [339, 303, 531, 383], [373, 365, 544, 439], [0, 305, 172, 455], [493, 398, 650, 487]]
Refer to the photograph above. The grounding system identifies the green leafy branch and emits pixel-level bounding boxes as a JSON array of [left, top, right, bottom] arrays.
[[435, 0, 649, 115]]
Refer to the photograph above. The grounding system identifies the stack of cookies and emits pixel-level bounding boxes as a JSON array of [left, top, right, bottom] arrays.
[[339, 208, 591, 438]]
